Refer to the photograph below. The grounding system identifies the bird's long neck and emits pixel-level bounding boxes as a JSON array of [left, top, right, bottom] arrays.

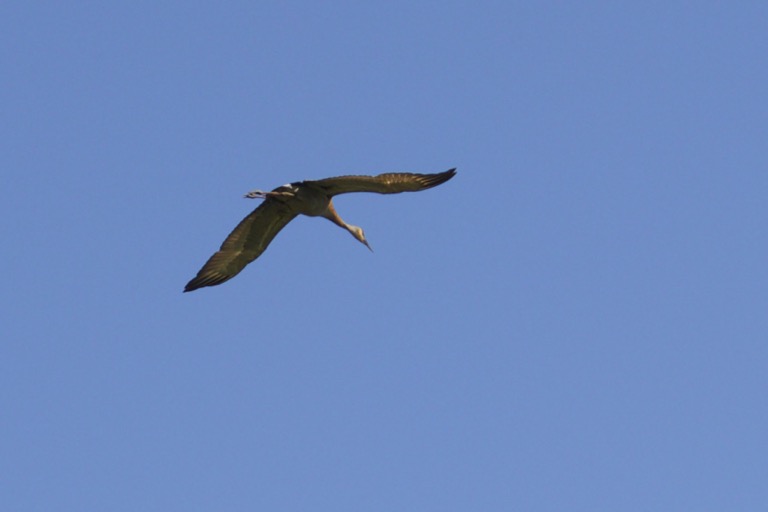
[[322, 200, 351, 230], [321, 200, 367, 247]]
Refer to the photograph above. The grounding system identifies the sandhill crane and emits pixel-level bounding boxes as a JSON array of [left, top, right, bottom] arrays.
[[184, 168, 456, 292]]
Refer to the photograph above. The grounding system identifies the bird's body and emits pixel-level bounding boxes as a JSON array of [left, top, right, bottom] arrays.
[[184, 168, 456, 292]]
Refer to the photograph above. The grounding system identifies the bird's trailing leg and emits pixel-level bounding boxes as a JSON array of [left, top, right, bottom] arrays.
[[243, 189, 296, 200], [243, 189, 268, 199]]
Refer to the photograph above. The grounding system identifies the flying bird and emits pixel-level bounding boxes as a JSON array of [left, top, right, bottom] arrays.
[[184, 168, 456, 292]]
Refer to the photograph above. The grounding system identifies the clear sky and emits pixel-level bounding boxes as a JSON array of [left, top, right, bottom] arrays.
[[3, 1, 767, 510]]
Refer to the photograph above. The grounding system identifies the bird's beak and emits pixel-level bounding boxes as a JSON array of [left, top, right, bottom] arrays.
[[363, 239, 373, 252]]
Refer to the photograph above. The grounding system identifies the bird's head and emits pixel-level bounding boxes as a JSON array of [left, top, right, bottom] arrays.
[[349, 225, 373, 252]]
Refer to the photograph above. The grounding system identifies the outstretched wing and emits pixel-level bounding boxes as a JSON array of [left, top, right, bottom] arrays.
[[184, 198, 299, 292], [309, 168, 456, 196]]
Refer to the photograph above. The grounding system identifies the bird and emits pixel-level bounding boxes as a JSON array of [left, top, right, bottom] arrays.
[[184, 168, 456, 292]]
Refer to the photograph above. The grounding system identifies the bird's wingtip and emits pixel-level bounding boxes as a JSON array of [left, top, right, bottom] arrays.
[[183, 276, 207, 293], [183, 272, 233, 293]]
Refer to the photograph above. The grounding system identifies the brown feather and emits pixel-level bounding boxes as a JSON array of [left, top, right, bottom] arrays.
[[308, 168, 456, 196], [184, 198, 298, 292]]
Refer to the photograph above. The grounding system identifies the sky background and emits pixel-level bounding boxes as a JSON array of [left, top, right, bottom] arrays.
[[2, 1, 767, 510]]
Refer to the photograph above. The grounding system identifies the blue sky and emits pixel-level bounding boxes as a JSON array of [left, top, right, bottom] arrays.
[[3, 1, 767, 510]]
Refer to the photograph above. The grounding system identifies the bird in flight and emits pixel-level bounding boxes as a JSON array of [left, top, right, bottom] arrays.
[[184, 168, 456, 292]]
